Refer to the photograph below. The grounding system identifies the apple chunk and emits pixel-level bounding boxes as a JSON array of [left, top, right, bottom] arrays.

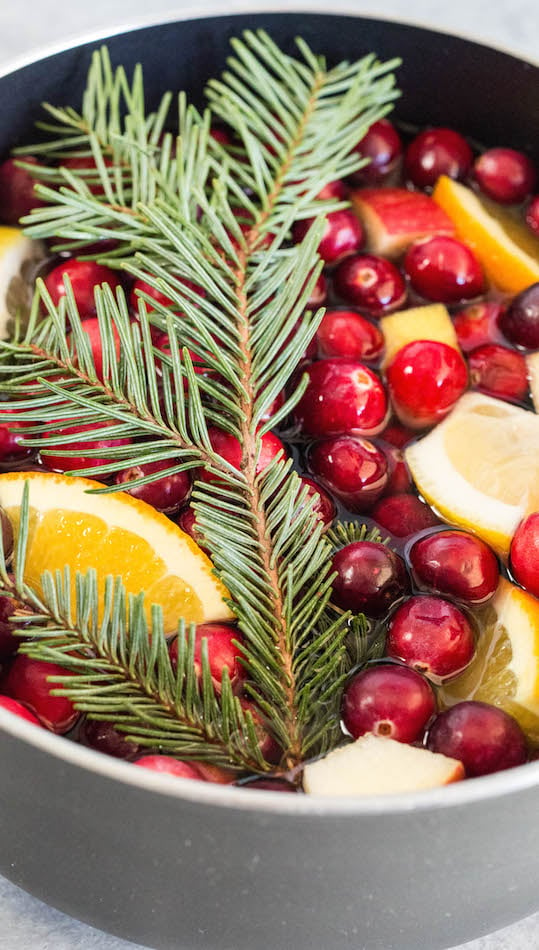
[[380, 302, 460, 368], [349, 187, 455, 259], [526, 352, 539, 412], [303, 733, 464, 796]]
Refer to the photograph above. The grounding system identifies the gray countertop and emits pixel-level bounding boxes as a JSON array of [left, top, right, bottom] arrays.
[[0, 1, 538, 948]]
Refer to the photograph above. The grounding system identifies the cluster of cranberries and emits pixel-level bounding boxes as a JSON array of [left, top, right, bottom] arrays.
[[0, 113, 538, 790]]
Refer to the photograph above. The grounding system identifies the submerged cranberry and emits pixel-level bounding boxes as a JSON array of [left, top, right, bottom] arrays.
[[371, 494, 439, 538], [386, 340, 468, 429], [294, 359, 387, 438], [176, 506, 209, 553], [241, 777, 298, 792], [467, 343, 528, 403], [349, 118, 403, 185], [299, 476, 336, 529], [509, 512, 539, 598], [387, 595, 476, 681], [409, 529, 499, 605], [0, 409, 33, 462], [525, 195, 539, 236], [426, 702, 528, 776], [0, 156, 44, 224], [5, 655, 79, 733], [292, 209, 363, 264], [473, 147, 537, 204], [114, 459, 191, 513], [315, 309, 384, 362], [129, 276, 205, 316], [342, 664, 436, 742], [452, 301, 506, 353], [309, 437, 388, 512], [404, 127, 473, 189], [379, 441, 413, 494], [404, 236, 485, 303], [331, 541, 409, 617], [67, 316, 121, 382], [44, 260, 121, 319], [79, 718, 141, 760], [40, 420, 131, 478], [499, 283, 539, 350]]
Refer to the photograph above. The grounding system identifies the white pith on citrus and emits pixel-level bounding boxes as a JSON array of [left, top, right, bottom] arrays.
[[0, 226, 44, 335]]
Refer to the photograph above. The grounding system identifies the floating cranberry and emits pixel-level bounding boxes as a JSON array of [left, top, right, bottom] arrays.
[[114, 459, 191, 513], [309, 437, 388, 512], [294, 359, 387, 438], [315, 309, 384, 362], [473, 147, 537, 204], [349, 118, 403, 185], [379, 441, 413, 494], [0, 695, 42, 726], [371, 494, 439, 538], [44, 260, 122, 319], [386, 340, 468, 429], [525, 195, 539, 236], [134, 755, 206, 779], [292, 209, 363, 264], [404, 235, 485, 303], [0, 156, 44, 224], [0, 408, 33, 461], [5, 655, 79, 733], [169, 623, 246, 694], [299, 476, 336, 529], [79, 718, 141, 760], [426, 701, 528, 776], [452, 300, 506, 353], [467, 343, 528, 403], [409, 529, 499, 605], [333, 253, 407, 316], [331, 541, 409, 617], [498, 283, 539, 350], [342, 664, 436, 742], [176, 506, 209, 553], [40, 419, 131, 478], [404, 127, 473, 189], [509, 513, 539, 598], [196, 427, 285, 485], [387, 595, 476, 682]]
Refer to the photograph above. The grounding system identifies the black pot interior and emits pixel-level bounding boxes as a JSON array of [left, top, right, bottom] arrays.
[[1, 13, 538, 160]]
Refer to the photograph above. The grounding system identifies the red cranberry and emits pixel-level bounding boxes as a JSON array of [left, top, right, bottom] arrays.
[[0, 588, 30, 658], [292, 209, 363, 264], [426, 701, 528, 776], [176, 506, 209, 554], [404, 127, 473, 189], [371, 494, 439, 538], [315, 179, 348, 200], [342, 664, 436, 742], [473, 147, 537, 204], [386, 340, 468, 429], [0, 156, 44, 224], [114, 459, 191, 513], [379, 421, 416, 449], [5, 655, 79, 733], [387, 595, 476, 682], [299, 476, 336, 529], [305, 272, 328, 308], [409, 529, 499, 605], [349, 119, 403, 186], [404, 236, 485, 303], [331, 541, 409, 617], [509, 512, 539, 597], [0, 511, 13, 561], [294, 359, 387, 438], [498, 283, 539, 350], [67, 316, 121, 382], [199, 427, 285, 484], [79, 718, 141, 760], [61, 155, 112, 195], [0, 408, 33, 461], [129, 276, 205, 316], [333, 254, 407, 316], [316, 309, 384, 362], [169, 623, 246, 694], [40, 420, 131, 478], [209, 126, 234, 146], [134, 755, 206, 779], [467, 343, 528, 403], [239, 698, 282, 764], [259, 390, 285, 424], [44, 260, 121, 319], [525, 195, 539, 236], [0, 695, 42, 726], [379, 441, 413, 494], [452, 300, 506, 353], [309, 437, 388, 512]]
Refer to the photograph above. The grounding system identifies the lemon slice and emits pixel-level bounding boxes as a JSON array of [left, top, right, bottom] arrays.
[[0, 471, 233, 632], [0, 226, 44, 336], [440, 578, 539, 743], [432, 175, 539, 294], [405, 392, 539, 557]]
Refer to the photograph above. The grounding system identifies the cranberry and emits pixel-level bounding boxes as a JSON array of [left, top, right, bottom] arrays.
[[259, 390, 285, 424], [426, 701, 528, 776], [349, 118, 403, 185], [404, 236, 485, 303], [40, 420, 131, 478], [342, 664, 436, 742], [0, 156, 44, 224], [292, 209, 363, 264], [315, 309, 384, 362], [386, 340, 468, 429], [199, 427, 285, 484], [0, 695, 41, 726], [379, 421, 416, 449], [134, 755, 206, 779], [498, 283, 539, 350], [409, 529, 499, 605], [509, 512, 539, 597], [5, 655, 79, 733], [68, 316, 121, 382], [387, 595, 476, 682], [176, 506, 209, 553], [473, 147, 537, 204], [44, 260, 122, 319], [0, 587, 30, 658], [315, 179, 348, 201], [467, 343, 528, 403], [239, 698, 282, 764], [452, 300, 506, 353], [305, 272, 328, 308], [404, 127, 473, 189], [309, 437, 388, 512], [0, 408, 33, 461], [371, 494, 439, 538], [0, 510, 13, 560], [331, 541, 409, 617], [79, 718, 141, 760], [114, 459, 191, 513], [169, 623, 246, 694], [299, 476, 336, 529], [209, 126, 234, 146], [241, 777, 298, 792], [333, 253, 407, 316], [525, 195, 539, 236], [61, 155, 113, 195], [294, 359, 387, 438], [129, 276, 205, 316], [379, 441, 413, 494]]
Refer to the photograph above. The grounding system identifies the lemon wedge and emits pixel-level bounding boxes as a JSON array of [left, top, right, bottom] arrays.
[[0, 471, 233, 632], [405, 392, 539, 557], [0, 225, 44, 336], [440, 578, 539, 743]]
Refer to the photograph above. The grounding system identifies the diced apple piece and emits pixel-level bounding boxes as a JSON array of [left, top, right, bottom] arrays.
[[527, 352, 539, 412], [380, 303, 459, 368], [0, 226, 44, 337], [303, 733, 464, 797], [349, 187, 455, 259]]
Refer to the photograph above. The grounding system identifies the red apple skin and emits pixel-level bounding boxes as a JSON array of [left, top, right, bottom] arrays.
[[349, 187, 455, 259]]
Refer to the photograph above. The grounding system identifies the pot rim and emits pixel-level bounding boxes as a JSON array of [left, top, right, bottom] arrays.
[[0, 3, 538, 818]]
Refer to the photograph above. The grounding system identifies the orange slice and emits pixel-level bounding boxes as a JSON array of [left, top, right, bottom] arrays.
[[432, 175, 539, 294], [0, 471, 233, 632], [380, 303, 459, 369]]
